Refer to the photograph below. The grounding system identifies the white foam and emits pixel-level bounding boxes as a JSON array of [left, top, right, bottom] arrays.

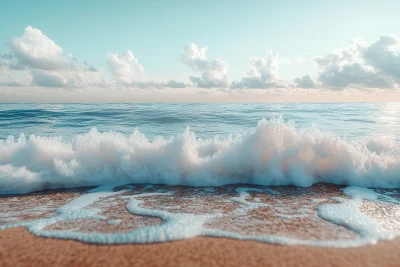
[[344, 186, 400, 205], [0, 184, 120, 231], [316, 186, 400, 245], [229, 188, 269, 210], [1, 118, 400, 194], [318, 197, 383, 238], [107, 219, 122, 225], [13, 190, 216, 244], [1, 185, 400, 247], [343, 186, 379, 201]]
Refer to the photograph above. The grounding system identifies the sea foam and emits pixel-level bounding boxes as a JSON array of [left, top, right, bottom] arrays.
[[1, 117, 399, 194], [2, 184, 399, 247]]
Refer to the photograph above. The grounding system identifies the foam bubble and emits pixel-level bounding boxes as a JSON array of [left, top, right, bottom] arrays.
[[1, 184, 399, 247], [1, 118, 400, 194]]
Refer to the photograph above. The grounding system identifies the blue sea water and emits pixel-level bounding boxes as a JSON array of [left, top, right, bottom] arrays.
[[0, 103, 400, 194], [1, 103, 400, 247], [1, 103, 399, 141]]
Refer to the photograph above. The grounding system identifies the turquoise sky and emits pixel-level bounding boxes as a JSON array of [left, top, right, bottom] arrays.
[[1, 0, 399, 81]]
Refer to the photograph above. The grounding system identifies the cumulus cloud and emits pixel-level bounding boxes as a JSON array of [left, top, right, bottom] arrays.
[[2, 27, 186, 90], [1, 26, 105, 89], [31, 66, 104, 89], [3, 26, 399, 92], [0, 57, 11, 84], [231, 50, 287, 89], [364, 36, 400, 81], [0, 53, 24, 71], [181, 43, 231, 88], [8, 26, 69, 70], [313, 36, 400, 89], [107, 50, 187, 89], [107, 51, 144, 84], [30, 65, 104, 90], [294, 75, 316, 89], [0, 54, 31, 87], [31, 70, 66, 88]]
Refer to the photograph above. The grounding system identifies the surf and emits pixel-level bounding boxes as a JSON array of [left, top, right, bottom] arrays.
[[0, 117, 399, 194]]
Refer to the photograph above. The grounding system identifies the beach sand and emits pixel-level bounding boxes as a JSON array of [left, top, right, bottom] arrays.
[[1, 184, 399, 266], [0, 227, 399, 267]]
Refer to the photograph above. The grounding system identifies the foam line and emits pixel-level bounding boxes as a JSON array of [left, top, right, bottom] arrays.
[[1, 185, 400, 247], [1, 118, 400, 194]]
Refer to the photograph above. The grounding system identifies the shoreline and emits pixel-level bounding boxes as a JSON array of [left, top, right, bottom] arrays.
[[1, 227, 399, 267]]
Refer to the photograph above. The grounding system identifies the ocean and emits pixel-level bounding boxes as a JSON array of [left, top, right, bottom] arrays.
[[0, 103, 399, 247], [1, 103, 400, 193], [1, 103, 400, 141]]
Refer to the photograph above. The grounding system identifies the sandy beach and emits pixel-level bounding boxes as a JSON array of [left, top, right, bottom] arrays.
[[1, 183, 400, 266], [1, 3, 400, 264], [0, 227, 399, 267]]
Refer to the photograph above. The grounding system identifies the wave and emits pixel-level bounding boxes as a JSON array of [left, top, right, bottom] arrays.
[[1, 117, 400, 194]]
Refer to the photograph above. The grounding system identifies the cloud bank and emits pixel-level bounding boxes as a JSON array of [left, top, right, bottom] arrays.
[[294, 75, 316, 89], [107, 51, 144, 84], [181, 43, 231, 88], [1, 26, 105, 89], [107, 50, 188, 89], [232, 50, 287, 89], [1, 26, 400, 93], [313, 36, 400, 90], [9, 26, 69, 70]]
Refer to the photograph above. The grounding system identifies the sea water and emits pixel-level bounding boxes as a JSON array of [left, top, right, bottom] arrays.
[[1, 103, 400, 193], [0, 103, 399, 246]]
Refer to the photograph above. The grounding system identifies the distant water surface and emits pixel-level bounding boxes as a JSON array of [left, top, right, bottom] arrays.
[[1, 103, 400, 141]]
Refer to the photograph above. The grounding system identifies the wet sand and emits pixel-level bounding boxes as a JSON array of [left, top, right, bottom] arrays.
[[0, 227, 399, 267], [1, 184, 400, 266]]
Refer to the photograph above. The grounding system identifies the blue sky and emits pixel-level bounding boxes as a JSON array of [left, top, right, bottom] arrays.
[[1, 0, 400, 102]]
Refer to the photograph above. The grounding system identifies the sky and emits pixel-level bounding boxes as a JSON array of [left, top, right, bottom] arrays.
[[1, 0, 400, 102]]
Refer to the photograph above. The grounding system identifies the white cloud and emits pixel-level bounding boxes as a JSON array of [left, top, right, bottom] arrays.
[[29, 65, 105, 90], [181, 43, 230, 88], [0, 59, 13, 86], [364, 36, 400, 82], [107, 50, 144, 84], [107, 50, 187, 89], [8, 26, 69, 70], [0, 54, 31, 87], [31, 70, 67, 88], [0, 53, 24, 71], [0, 26, 106, 89], [294, 75, 316, 89], [313, 37, 400, 89], [31, 66, 104, 89], [3, 27, 186, 90], [3, 27, 399, 93], [231, 50, 287, 89]]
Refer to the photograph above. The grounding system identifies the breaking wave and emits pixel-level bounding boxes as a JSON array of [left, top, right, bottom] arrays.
[[1, 117, 400, 194]]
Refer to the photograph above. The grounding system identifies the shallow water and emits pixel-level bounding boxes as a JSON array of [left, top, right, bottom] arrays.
[[0, 103, 399, 246], [0, 183, 399, 247]]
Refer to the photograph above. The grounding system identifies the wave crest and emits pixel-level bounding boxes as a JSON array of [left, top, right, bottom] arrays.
[[1, 117, 399, 194]]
